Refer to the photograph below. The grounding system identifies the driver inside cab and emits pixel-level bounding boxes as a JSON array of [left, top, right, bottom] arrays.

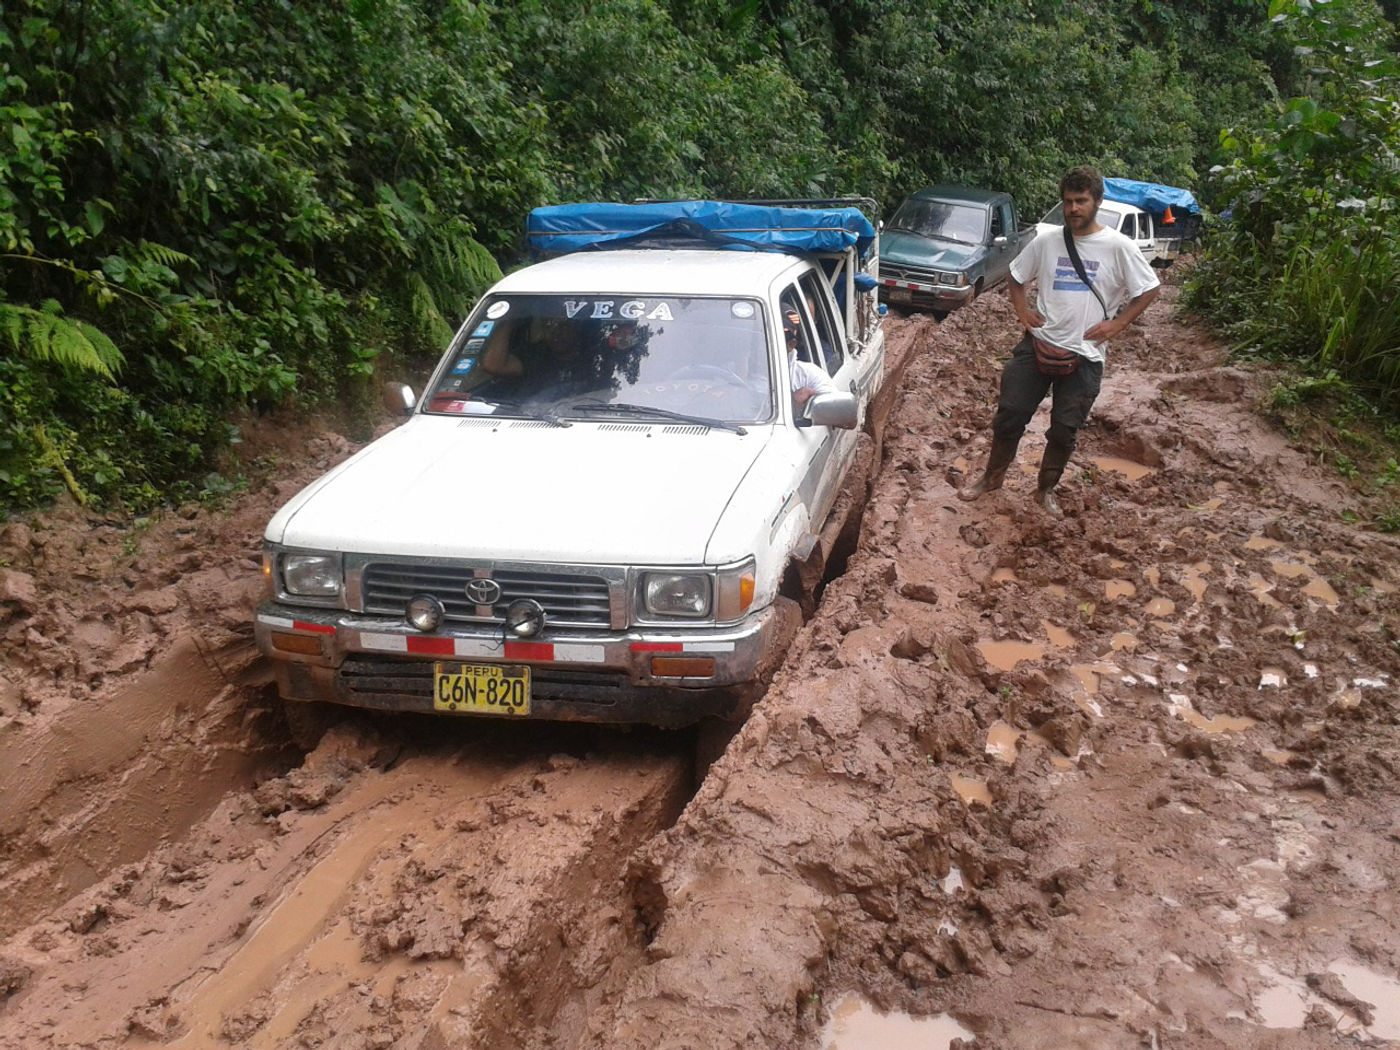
[[782, 303, 836, 411]]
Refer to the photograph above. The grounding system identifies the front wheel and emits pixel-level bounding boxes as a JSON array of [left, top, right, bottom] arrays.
[[281, 698, 339, 750]]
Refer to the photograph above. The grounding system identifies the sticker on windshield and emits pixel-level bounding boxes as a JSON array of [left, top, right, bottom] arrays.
[[472, 320, 495, 337], [451, 357, 476, 375], [731, 301, 756, 319], [486, 301, 510, 319], [466, 338, 485, 352]]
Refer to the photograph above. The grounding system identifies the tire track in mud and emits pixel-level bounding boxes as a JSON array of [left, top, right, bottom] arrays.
[[0, 638, 292, 940], [571, 293, 1400, 1050], [8, 296, 1397, 1050], [2, 722, 692, 1049], [0, 321, 918, 1049]]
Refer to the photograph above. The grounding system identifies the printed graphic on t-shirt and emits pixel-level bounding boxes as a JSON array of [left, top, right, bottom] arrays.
[[1052, 256, 1100, 292]]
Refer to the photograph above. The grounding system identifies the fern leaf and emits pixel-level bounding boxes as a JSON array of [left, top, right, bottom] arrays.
[[407, 272, 455, 349], [138, 240, 195, 269], [0, 305, 24, 349], [457, 235, 504, 289], [0, 300, 125, 380]]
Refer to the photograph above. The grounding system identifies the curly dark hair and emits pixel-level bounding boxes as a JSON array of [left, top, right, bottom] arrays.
[[1059, 165, 1104, 201]]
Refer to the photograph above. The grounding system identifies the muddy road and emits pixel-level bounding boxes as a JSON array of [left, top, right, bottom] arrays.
[[2, 275, 1399, 1050]]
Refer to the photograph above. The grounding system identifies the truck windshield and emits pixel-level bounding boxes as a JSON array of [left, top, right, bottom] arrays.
[[424, 295, 774, 425], [888, 199, 985, 246]]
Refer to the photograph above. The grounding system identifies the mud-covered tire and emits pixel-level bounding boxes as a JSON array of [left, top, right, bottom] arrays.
[[281, 698, 338, 751], [692, 715, 739, 784]]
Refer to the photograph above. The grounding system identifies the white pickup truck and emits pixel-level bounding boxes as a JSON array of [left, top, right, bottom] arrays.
[[255, 200, 885, 729], [1036, 177, 1200, 267]]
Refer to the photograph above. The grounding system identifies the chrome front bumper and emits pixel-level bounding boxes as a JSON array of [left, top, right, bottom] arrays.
[[878, 277, 974, 311], [254, 601, 787, 727]]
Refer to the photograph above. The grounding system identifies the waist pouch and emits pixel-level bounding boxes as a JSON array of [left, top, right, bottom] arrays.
[[1031, 335, 1081, 377]]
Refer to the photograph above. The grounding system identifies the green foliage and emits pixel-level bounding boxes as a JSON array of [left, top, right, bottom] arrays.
[[1, 298, 124, 378], [2, 0, 534, 512], [1187, 0, 1400, 401], [1263, 370, 1350, 411], [1256, 359, 1400, 528], [0, 0, 1302, 515]]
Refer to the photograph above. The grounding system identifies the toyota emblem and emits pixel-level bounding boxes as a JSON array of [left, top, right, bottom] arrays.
[[465, 578, 502, 605]]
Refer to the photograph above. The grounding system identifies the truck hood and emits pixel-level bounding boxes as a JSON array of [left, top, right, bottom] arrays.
[[881, 230, 980, 269], [265, 416, 769, 564]]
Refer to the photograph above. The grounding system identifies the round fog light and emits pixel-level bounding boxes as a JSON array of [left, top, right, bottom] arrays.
[[406, 594, 444, 632], [504, 598, 546, 639]]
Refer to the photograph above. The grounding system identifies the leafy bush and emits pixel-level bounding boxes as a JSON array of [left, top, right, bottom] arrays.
[[1, 0, 1292, 515], [1187, 0, 1400, 399]]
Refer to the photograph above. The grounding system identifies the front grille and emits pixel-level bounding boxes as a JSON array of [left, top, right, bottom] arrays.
[[883, 262, 946, 285], [361, 564, 612, 628]]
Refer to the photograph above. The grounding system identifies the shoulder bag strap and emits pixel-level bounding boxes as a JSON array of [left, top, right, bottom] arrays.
[[1063, 224, 1110, 320]]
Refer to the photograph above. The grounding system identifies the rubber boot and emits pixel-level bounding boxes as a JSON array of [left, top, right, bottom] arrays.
[[1034, 444, 1074, 518], [958, 436, 1019, 502]]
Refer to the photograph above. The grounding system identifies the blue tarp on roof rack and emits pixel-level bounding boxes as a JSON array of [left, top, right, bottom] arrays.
[[527, 200, 877, 258], [1103, 178, 1200, 216]]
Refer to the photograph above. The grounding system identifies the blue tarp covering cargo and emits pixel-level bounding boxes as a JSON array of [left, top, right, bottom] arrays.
[[527, 200, 877, 258], [1103, 178, 1200, 216]]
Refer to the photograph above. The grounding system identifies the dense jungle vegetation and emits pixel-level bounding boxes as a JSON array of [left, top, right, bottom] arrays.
[[1, 0, 1396, 515]]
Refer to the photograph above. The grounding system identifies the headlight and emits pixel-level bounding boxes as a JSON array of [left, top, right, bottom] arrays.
[[939, 272, 963, 286], [643, 573, 711, 618], [281, 553, 343, 598], [406, 594, 444, 631]]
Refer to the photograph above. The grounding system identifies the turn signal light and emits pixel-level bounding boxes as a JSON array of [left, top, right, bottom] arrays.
[[270, 632, 324, 656], [650, 656, 716, 679]]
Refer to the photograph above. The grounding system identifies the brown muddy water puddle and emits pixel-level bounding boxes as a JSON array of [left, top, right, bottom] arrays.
[[1089, 455, 1155, 481], [976, 639, 1047, 670], [1251, 961, 1400, 1041], [1271, 558, 1341, 607], [1144, 596, 1175, 617], [950, 773, 992, 808], [985, 721, 1073, 770], [1182, 561, 1211, 602], [820, 994, 974, 1049], [1042, 620, 1075, 648], [1104, 578, 1137, 600], [1166, 693, 1256, 733]]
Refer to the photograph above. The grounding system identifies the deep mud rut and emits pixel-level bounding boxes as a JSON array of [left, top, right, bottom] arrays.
[[2, 272, 1399, 1050]]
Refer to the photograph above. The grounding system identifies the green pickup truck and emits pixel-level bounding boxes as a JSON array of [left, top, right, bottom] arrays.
[[878, 185, 1033, 315]]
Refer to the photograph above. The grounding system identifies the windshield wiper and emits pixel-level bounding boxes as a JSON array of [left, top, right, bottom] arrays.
[[471, 398, 572, 427], [564, 399, 747, 435]]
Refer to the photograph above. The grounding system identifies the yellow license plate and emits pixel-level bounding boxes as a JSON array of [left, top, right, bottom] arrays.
[[433, 662, 531, 716]]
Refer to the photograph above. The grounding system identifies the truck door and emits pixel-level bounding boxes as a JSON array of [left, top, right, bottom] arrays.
[[1121, 208, 1155, 261], [990, 200, 1017, 284], [788, 273, 859, 530], [1139, 210, 1156, 259]]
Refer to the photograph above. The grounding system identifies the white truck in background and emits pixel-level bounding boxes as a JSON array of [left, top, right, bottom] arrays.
[[1036, 177, 1201, 266]]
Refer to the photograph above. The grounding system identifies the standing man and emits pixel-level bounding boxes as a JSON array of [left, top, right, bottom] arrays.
[[959, 166, 1160, 516]]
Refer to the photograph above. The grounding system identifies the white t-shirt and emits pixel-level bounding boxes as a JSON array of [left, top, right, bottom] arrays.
[[1009, 225, 1160, 363], [790, 354, 836, 396]]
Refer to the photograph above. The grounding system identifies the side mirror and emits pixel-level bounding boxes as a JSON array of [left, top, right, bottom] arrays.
[[382, 382, 416, 417], [799, 391, 858, 430], [992, 235, 1009, 248]]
